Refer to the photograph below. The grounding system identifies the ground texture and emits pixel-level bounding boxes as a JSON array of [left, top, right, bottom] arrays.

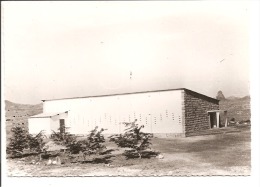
[[7, 125, 250, 176]]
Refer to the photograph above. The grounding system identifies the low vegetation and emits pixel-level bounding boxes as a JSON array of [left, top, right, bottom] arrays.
[[109, 120, 159, 159], [7, 120, 159, 165], [7, 125, 46, 158], [7, 125, 251, 176]]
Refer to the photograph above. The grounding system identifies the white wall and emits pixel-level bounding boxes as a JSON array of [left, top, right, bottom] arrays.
[[28, 113, 69, 135], [43, 90, 183, 134], [50, 113, 68, 133], [28, 118, 51, 135]]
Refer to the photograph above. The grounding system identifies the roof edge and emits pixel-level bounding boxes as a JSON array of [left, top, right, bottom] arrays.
[[184, 88, 219, 103], [42, 88, 218, 102]]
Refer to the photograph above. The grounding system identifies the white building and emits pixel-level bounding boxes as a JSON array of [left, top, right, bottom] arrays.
[[28, 88, 224, 137]]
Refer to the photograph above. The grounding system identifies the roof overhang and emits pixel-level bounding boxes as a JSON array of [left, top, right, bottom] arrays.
[[207, 110, 227, 113], [29, 111, 68, 118]]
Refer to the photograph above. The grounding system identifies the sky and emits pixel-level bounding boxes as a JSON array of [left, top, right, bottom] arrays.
[[2, 1, 251, 104]]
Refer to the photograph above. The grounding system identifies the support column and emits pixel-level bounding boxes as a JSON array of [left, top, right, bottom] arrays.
[[224, 111, 228, 127], [216, 112, 220, 128]]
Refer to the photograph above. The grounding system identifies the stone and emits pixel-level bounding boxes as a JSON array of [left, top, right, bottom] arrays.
[[157, 154, 164, 159], [216, 91, 226, 100], [56, 156, 61, 165], [46, 159, 52, 165]]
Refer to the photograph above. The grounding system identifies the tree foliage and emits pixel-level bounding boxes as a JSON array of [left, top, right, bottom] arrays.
[[50, 130, 75, 146], [65, 126, 114, 161], [7, 126, 46, 157], [109, 120, 159, 159]]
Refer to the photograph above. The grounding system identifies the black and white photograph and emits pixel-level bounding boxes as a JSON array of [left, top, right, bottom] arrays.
[[1, 1, 259, 185]]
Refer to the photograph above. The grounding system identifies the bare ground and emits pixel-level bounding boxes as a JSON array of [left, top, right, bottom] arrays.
[[6, 126, 251, 176]]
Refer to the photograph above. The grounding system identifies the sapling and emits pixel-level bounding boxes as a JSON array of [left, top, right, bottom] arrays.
[[110, 119, 159, 159]]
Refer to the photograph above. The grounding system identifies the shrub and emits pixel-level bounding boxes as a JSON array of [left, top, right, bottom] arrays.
[[7, 126, 29, 157], [65, 126, 114, 162], [50, 130, 75, 146], [7, 126, 46, 157], [109, 120, 159, 159], [27, 131, 46, 153]]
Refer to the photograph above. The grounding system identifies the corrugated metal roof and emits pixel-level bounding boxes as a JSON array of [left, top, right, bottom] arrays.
[[41, 88, 219, 103], [30, 111, 68, 118]]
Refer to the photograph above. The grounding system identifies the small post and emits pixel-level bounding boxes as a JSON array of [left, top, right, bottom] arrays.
[[224, 111, 228, 127]]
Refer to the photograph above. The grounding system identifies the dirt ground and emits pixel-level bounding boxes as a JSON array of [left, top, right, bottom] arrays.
[[6, 126, 251, 176]]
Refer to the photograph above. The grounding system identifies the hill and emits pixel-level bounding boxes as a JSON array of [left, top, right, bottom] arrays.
[[5, 100, 43, 142], [219, 96, 251, 123]]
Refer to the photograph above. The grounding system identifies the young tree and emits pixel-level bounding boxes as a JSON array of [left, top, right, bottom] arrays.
[[27, 131, 46, 153], [109, 120, 159, 159], [7, 126, 46, 157], [66, 126, 114, 162], [7, 126, 29, 157]]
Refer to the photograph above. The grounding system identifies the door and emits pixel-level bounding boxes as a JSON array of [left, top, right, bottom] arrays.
[[60, 119, 65, 134], [209, 113, 217, 128]]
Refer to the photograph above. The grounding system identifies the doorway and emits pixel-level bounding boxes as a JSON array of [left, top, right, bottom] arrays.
[[60, 119, 65, 134], [209, 112, 217, 128]]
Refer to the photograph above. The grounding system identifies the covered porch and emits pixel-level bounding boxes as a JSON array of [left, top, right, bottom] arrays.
[[207, 110, 228, 128]]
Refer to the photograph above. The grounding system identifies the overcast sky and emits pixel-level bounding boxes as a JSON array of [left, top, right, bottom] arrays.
[[2, 1, 251, 104]]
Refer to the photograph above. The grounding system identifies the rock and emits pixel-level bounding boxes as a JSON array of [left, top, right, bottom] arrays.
[[157, 154, 164, 159], [43, 141, 67, 152], [56, 156, 61, 165], [46, 159, 52, 165], [168, 171, 173, 175], [52, 160, 57, 165], [31, 160, 36, 165], [216, 91, 225, 100]]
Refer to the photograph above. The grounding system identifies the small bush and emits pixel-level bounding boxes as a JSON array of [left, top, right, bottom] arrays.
[[50, 130, 76, 146], [27, 131, 46, 153], [7, 126, 29, 157], [109, 120, 159, 159], [7, 126, 46, 157], [64, 126, 114, 162]]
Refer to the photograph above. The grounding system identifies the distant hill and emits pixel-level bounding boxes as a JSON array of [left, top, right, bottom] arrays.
[[5, 100, 43, 142], [226, 96, 240, 100], [219, 96, 251, 122]]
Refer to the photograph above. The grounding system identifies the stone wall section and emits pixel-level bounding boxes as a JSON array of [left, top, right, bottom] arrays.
[[184, 89, 219, 136]]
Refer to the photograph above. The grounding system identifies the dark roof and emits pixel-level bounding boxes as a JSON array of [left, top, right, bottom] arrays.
[[42, 88, 219, 102]]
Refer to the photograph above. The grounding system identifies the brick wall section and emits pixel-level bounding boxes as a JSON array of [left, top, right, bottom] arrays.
[[184, 89, 219, 136]]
